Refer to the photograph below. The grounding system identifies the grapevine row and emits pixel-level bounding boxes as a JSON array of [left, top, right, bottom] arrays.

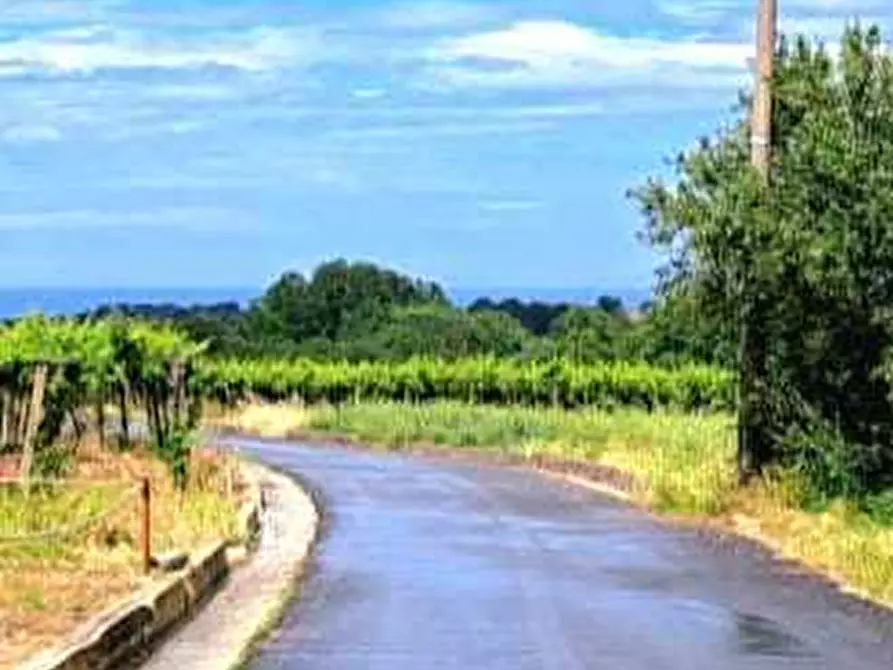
[[196, 357, 734, 411]]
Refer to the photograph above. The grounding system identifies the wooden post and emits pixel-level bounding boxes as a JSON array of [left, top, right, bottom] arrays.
[[140, 476, 152, 574], [0, 388, 8, 447], [739, 0, 777, 483], [751, 0, 777, 178], [20, 364, 48, 493]]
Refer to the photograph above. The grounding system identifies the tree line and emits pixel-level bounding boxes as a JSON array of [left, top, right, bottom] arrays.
[[82, 258, 719, 367]]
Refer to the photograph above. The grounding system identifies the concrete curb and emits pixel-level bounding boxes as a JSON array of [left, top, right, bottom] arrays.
[[16, 463, 267, 670], [138, 461, 319, 670], [17, 542, 231, 670]]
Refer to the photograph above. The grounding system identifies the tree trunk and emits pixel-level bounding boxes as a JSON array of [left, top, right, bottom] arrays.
[[738, 308, 772, 483], [149, 390, 165, 451]]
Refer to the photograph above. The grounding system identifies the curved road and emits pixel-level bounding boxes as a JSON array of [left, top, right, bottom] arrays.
[[237, 440, 893, 669]]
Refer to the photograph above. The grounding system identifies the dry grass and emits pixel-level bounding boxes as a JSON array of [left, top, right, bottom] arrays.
[[212, 402, 315, 439], [0, 440, 244, 669], [213, 401, 893, 611], [723, 480, 893, 607]]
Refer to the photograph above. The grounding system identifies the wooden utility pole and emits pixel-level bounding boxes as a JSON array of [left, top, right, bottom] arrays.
[[752, 0, 777, 177], [739, 0, 777, 482]]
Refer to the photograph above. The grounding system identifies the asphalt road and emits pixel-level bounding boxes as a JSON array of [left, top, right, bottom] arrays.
[[236, 439, 893, 670]]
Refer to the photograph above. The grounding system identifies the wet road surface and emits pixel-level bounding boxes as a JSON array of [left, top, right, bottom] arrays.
[[236, 440, 893, 669]]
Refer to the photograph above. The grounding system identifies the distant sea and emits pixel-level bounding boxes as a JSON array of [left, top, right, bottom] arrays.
[[0, 286, 653, 320], [0, 287, 260, 320]]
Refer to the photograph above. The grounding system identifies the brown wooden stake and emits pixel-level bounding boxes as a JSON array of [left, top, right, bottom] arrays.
[[0, 388, 9, 447], [140, 476, 152, 574], [20, 364, 48, 494]]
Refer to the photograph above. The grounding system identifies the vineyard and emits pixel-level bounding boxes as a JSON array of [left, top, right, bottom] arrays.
[[198, 357, 733, 411], [0, 313, 733, 485], [0, 317, 734, 462], [0, 315, 205, 485]]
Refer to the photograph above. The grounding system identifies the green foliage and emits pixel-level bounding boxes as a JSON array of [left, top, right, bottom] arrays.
[[251, 259, 448, 345], [79, 262, 674, 366], [0, 315, 204, 485], [197, 356, 733, 411], [356, 305, 532, 361], [156, 427, 196, 491], [634, 24, 893, 493]]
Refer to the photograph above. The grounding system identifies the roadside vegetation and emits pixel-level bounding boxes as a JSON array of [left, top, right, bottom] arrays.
[[0, 319, 244, 669]]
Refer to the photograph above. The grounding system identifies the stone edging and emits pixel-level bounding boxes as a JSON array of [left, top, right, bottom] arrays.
[[17, 464, 266, 670]]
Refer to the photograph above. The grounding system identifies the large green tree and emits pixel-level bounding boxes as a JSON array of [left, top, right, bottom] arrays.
[[251, 260, 448, 346], [634, 26, 893, 491]]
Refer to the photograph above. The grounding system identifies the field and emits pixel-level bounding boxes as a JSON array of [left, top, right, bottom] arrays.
[[214, 401, 893, 609]]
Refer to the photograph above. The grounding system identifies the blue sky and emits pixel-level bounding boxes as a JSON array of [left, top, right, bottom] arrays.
[[0, 0, 888, 291]]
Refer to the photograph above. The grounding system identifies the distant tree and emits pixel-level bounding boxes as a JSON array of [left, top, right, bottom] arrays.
[[550, 307, 630, 362], [360, 305, 529, 360], [469, 298, 569, 336], [597, 295, 624, 315], [251, 259, 449, 346]]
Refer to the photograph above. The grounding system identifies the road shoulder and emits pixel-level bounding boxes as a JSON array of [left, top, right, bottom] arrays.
[[139, 461, 320, 670]]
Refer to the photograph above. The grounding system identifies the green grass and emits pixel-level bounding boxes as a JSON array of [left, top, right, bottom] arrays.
[[221, 401, 738, 515]]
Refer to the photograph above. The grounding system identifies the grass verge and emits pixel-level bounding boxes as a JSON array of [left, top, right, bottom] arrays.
[[0, 440, 244, 669], [212, 401, 893, 610]]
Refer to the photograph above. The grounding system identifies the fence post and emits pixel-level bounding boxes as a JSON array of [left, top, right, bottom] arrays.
[[20, 364, 48, 495], [140, 476, 152, 574]]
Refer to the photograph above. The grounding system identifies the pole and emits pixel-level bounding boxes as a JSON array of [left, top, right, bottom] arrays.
[[140, 476, 152, 574], [20, 364, 48, 496], [739, 0, 777, 483], [752, 0, 777, 177]]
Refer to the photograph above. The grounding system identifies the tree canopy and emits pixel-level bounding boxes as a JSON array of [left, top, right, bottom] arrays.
[[634, 25, 893, 492]]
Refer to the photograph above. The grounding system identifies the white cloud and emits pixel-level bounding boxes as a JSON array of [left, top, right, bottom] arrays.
[[0, 1, 125, 24], [0, 207, 242, 230], [657, 1, 742, 25], [474, 103, 605, 118], [0, 26, 318, 76], [352, 88, 388, 100], [377, 1, 500, 30], [325, 119, 557, 140], [780, 15, 884, 41], [425, 20, 752, 90], [480, 200, 544, 213], [2, 124, 62, 144], [784, 0, 889, 10]]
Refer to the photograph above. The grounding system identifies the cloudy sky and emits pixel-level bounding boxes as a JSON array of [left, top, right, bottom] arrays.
[[0, 0, 888, 290]]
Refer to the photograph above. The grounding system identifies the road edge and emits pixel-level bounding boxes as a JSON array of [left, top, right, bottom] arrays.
[[137, 458, 321, 670]]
